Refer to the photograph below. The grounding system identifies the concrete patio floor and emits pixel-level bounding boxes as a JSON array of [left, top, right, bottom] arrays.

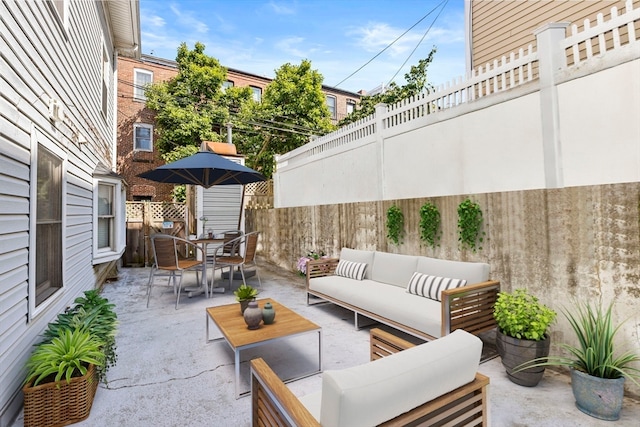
[[12, 261, 640, 427]]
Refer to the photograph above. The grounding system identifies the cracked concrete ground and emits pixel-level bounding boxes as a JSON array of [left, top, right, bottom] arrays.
[[11, 261, 640, 426]]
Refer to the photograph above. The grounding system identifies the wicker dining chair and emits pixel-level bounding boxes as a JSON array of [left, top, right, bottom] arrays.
[[210, 231, 261, 292], [147, 234, 206, 309]]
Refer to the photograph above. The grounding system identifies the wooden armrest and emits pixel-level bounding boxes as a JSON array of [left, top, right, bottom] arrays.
[[441, 280, 500, 337], [250, 358, 319, 427], [306, 258, 339, 286], [370, 328, 416, 361]]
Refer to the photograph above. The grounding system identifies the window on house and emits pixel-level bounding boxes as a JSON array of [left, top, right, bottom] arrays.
[[35, 144, 63, 307], [97, 184, 115, 250], [102, 46, 109, 117], [133, 123, 153, 151], [134, 69, 153, 100], [347, 100, 356, 114], [326, 95, 337, 119], [222, 80, 234, 91], [50, 0, 68, 31], [93, 175, 125, 265], [250, 86, 262, 102]]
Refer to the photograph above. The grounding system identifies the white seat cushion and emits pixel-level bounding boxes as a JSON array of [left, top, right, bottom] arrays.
[[319, 330, 482, 427]]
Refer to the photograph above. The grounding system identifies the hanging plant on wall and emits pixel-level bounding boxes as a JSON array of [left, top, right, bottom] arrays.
[[419, 202, 441, 249], [457, 198, 485, 252], [386, 204, 404, 245]]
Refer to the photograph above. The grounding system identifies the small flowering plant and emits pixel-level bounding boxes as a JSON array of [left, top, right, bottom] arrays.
[[296, 250, 326, 276]]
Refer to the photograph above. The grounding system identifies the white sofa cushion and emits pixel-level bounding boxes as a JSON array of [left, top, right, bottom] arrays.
[[335, 259, 367, 280], [407, 272, 467, 301], [318, 330, 482, 427], [417, 256, 489, 284], [339, 248, 374, 280], [309, 276, 443, 338], [370, 251, 418, 287]]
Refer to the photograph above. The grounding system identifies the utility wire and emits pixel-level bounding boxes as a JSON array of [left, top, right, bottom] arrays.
[[386, 0, 449, 86], [333, 0, 447, 89]]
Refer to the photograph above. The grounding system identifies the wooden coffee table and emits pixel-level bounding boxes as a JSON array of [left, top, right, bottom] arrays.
[[206, 298, 323, 398]]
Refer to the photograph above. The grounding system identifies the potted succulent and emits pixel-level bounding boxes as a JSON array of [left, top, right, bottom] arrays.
[[493, 288, 557, 386], [521, 300, 640, 421], [22, 290, 118, 427], [234, 283, 259, 314]]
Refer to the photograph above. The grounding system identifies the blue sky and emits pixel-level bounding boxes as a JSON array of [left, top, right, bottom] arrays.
[[139, 0, 466, 94]]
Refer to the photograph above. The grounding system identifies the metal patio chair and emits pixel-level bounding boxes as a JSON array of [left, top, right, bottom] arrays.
[[147, 234, 206, 309], [210, 231, 261, 292]]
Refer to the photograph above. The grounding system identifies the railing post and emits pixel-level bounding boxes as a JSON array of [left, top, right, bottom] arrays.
[[534, 22, 570, 188], [374, 103, 387, 200]]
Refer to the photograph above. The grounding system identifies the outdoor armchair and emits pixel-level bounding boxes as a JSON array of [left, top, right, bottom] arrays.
[[211, 231, 261, 292], [147, 234, 206, 309]]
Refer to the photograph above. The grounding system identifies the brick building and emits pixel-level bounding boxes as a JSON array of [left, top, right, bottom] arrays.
[[117, 54, 360, 202]]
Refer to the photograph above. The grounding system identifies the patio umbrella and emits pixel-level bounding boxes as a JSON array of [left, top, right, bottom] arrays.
[[137, 150, 265, 188]]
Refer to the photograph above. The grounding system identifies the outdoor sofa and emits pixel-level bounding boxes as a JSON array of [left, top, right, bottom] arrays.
[[306, 248, 500, 340], [250, 328, 489, 426]]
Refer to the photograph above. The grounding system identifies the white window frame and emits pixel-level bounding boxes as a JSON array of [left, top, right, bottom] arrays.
[[49, 0, 69, 32], [133, 123, 153, 152], [326, 95, 337, 119], [28, 127, 67, 320], [222, 80, 234, 92], [92, 176, 126, 265], [134, 69, 153, 101], [250, 86, 262, 103]]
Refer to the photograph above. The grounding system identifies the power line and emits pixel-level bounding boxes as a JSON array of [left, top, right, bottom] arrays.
[[386, 0, 449, 86], [333, 0, 448, 89]]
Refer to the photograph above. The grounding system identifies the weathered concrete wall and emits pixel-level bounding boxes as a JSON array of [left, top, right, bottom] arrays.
[[247, 182, 640, 393]]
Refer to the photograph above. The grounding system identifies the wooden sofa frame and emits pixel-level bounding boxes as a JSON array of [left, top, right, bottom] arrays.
[[305, 258, 500, 341], [250, 328, 490, 426]]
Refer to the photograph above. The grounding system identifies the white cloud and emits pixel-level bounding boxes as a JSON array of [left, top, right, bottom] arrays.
[[141, 14, 165, 28], [275, 36, 307, 58], [268, 1, 296, 15], [169, 3, 208, 33]]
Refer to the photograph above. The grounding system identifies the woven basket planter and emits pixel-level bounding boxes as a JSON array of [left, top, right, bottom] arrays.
[[22, 364, 98, 427]]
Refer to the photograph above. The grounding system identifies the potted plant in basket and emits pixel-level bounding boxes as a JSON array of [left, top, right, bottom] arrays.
[[234, 283, 259, 314], [22, 290, 118, 427], [493, 288, 557, 386], [519, 300, 640, 421]]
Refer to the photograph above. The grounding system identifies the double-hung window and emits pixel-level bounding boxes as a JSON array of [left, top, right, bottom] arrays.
[[92, 173, 125, 264], [134, 123, 153, 151], [326, 95, 337, 119], [134, 69, 153, 101], [35, 145, 63, 307], [250, 86, 262, 103]]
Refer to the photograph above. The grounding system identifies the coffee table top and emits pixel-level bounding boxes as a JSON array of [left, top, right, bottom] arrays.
[[206, 298, 320, 348]]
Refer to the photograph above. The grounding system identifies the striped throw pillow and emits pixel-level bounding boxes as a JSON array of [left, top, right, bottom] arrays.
[[335, 259, 367, 280], [406, 272, 467, 301]]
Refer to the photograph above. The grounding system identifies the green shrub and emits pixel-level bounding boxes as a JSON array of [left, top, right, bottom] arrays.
[[494, 288, 556, 341]]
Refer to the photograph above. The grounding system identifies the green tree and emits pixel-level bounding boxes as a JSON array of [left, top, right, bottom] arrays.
[[338, 48, 437, 126], [145, 42, 253, 159], [233, 60, 335, 177]]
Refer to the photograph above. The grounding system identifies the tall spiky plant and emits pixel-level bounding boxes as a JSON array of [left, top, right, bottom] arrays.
[[517, 301, 640, 386]]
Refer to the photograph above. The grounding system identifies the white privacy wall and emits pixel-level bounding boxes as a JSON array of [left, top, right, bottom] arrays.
[[558, 60, 640, 187]]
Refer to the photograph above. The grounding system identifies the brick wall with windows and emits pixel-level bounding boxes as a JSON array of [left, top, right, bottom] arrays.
[[117, 55, 361, 202]]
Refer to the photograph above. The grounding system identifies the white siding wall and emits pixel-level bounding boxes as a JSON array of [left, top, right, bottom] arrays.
[[0, 2, 120, 425]]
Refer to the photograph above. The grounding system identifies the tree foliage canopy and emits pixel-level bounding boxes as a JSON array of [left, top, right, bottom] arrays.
[[338, 47, 437, 126], [145, 42, 253, 159], [233, 59, 335, 177]]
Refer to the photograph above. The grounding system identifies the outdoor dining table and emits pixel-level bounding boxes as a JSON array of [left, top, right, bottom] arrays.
[[190, 237, 226, 296]]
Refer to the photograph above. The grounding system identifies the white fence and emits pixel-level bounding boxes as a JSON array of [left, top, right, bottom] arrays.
[[275, 1, 640, 208]]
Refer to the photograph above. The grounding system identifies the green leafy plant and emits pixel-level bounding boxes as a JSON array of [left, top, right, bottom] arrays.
[[419, 202, 441, 249], [457, 198, 485, 252], [494, 289, 557, 341], [386, 205, 404, 245], [25, 328, 104, 387], [40, 290, 118, 383], [518, 301, 640, 385], [234, 284, 259, 302]]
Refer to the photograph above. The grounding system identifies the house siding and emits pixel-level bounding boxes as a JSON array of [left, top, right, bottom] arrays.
[[0, 1, 134, 425], [470, 0, 638, 70]]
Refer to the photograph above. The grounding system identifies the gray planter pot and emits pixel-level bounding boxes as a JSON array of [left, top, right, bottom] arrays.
[[496, 329, 550, 387], [571, 368, 625, 421]]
